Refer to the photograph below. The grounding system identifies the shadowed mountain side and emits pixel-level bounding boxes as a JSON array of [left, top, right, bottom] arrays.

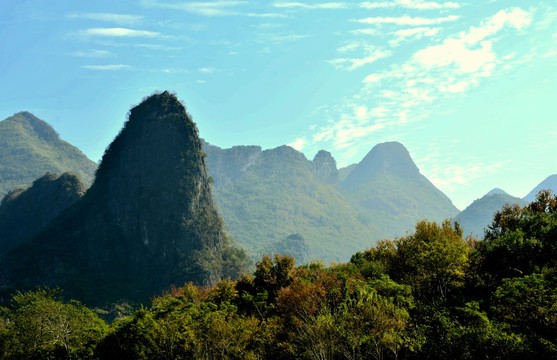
[[456, 191, 528, 238], [210, 145, 378, 262], [0, 92, 250, 306], [0, 112, 97, 195], [0, 172, 86, 254]]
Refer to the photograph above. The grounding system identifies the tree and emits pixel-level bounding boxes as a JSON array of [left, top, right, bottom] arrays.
[[391, 220, 470, 303], [0, 288, 107, 360]]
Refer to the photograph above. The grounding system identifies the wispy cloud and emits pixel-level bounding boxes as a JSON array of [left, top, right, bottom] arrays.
[[68, 49, 113, 58], [328, 43, 392, 70], [360, 0, 460, 10], [142, 0, 283, 17], [142, 0, 246, 16], [80, 28, 161, 38], [81, 64, 134, 71], [389, 27, 440, 46], [274, 2, 347, 9], [67, 13, 144, 25], [309, 7, 536, 159], [199, 67, 217, 73], [356, 15, 459, 26]]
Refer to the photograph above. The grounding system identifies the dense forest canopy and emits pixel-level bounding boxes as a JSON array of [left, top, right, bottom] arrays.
[[1, 190, 555, 359]]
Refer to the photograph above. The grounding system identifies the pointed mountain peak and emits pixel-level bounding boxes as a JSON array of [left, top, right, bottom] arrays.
[[486, 188, 509, 196], [524, 174, 557, 202], [313, 150, 339, 186], [6, 111, 59, 142], [342, 141, 420, 189]]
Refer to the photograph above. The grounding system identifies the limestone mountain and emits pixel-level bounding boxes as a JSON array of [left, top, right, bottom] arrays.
[[0, 112, 97, 195], [0, 172, 86, 254], [0, 92, 250, 306], [206, 143, 375, 263], [455, 190, 528, 238], [340, 142, 459, 238], [523, 174, 557, 202]]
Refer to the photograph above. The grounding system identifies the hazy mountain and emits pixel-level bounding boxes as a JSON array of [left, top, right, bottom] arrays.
[[341, 142, 459, 239], [0, 172, 86, 254], [523, 174, 557, 202], [455, 190, 528, 238], [207, 144, 376, 263], [0, 92, 249, 306], [0, 112, 97, 195]]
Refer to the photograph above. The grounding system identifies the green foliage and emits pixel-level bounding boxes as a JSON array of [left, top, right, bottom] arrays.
[[0, 288, 107, 360]]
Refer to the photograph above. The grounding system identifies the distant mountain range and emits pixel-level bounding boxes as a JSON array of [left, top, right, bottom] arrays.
[[455, 190, 528, 237], [1, 110, 554, 267], [455, 176, 557, 238], [0, 112, 97, 195], [205, 141, 459, 262]]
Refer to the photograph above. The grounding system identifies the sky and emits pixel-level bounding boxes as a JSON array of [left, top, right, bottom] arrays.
[[0, 0, 555, 210]]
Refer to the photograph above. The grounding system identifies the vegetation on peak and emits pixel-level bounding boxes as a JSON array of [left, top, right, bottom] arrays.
[[0, 112, 97, 196], [342, 141, 420, 190]]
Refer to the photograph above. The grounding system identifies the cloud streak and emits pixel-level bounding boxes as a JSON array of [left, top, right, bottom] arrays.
[[360, 0, 460, 10], [274, 2, 347, 9], [67, 13, 144, 25], [356, 15, 459, 26], [80, 28, 161, 38], [81, 64, 134, 71]]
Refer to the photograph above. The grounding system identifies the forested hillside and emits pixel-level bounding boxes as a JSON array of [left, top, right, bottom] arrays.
[[1, 190, 554, 359]]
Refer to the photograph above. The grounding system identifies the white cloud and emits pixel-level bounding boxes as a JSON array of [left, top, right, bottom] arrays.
[[68, 49, 113, 58], [309, 7, 537, 162], [288, 137, 307, 150], [356, 15, 459, 26], [274, 2, 347, 9], [360, 0, 460, 10], [81, 64, 134, 71], [81, 28, 160, 38], [67, 13, 144, 25], [414, 39, 496, 72]]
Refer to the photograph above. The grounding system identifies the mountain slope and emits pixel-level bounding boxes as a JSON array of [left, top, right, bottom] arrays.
[[0, 112, 97, 195], [0, 92, 249, 306], [0, 172, 86, 254], [341, 142, 459, 238], [455, 191, 528, 237], [523, 174, 557, 202], [208, 144, 376, 262]]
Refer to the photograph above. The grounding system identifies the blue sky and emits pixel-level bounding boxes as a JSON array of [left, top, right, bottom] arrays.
[[0, 0, 555, 209]]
